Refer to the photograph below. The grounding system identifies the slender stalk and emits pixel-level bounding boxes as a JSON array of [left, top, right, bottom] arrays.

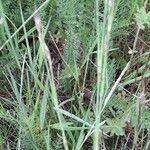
[[132, 1, 148, 148], [94, 0, 102, 148], [34, 10, 69, 150], [94, 0, 114, 149]]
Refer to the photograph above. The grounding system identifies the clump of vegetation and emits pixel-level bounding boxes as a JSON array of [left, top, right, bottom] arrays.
[[0, 0, 150, 149]]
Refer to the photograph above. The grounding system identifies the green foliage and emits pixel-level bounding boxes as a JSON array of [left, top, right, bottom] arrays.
[[130, 104, 150, 130], [104, 118, 126, 136], [2, 0, 52, 27], [112, 0, 132, 35], [0, 0, 150, 149], [2, 0, 34, 27], [102, 95, 150, 138], [135, 7, 150, 29]]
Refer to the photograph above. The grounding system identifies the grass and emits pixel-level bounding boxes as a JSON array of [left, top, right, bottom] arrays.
[[0, 0, 150, 149]]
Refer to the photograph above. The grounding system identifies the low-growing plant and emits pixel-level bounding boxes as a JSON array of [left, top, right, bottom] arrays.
[[0, 0, 149, 149]]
